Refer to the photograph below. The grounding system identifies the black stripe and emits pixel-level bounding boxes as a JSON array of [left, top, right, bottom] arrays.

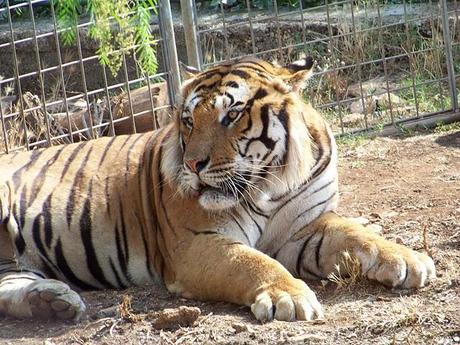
[[134, 210, 155, 279], [241, 88, 268, 135], [125, 135, 154, 277], [114, 222, 130, 284], [54, 238, 98, 290], [40, 258, 58, 279], [109, 258, 127, 289], [31, 215, 50, 263], [225, 81, 239, 88], [191, 69, 226, 87], [118, 199, 131, 268], [295, 234, 324, 279], [11, 150, 43, 190], [0, 269, 45, 279], [223, 92, 234, 106], [401, 264, 409, 287], [310, 132, 332, 179], [241, 205, 262, 235], [272, 179, 336, 216], [30, 214, 61, 279], [140, 135, 161, 278], [293, 191, 337, 222], [237, 60, 271, 73], [230, 214, 250, 244], [315, 234, 324, 272], [230, 70, 250, 79], [28, 147, 66, 207], [18, 185, 27, 231], [80, 181, 113, 288], [246, 200, 269, 218], [277, 101, 289, 167], [195, 81, 219, 93], [14, 231, 26, 255], [296, 234, 314, 276], [42, 195, 53, 249], [98, 135, 118, 168], [59, 143, 87, 182], [66, 146, 94, 228], [243, 103, 277, 156]]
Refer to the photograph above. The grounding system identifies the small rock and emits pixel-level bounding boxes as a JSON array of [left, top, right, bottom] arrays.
[[232, 322, 252, 333], [453, 336, 460, 342], [375, 93, 404, 108], [232, 322, 249, 333], [382, 210, 399, 218], [395, 236, 404, 245], [151, 306, 201, 330], [92, 306, 120, 319], [366, 224, 383, 235], [342, 113, 365, 126], [350, 217, 370, 226], [349, 97, 376, 114], [369, 212, 382, 220]]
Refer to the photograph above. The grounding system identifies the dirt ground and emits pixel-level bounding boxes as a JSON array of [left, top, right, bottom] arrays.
[[0, 129, 459, 345]]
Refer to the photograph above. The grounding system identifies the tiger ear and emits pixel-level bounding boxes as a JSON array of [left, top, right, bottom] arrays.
[[180, 61, 201, 80], [284, 55, 315, 92]]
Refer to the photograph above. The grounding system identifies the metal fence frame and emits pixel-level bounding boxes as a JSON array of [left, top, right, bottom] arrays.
[[0, 0, 181, 154], [0, 0, 459, 155], [180, 0, 460, 136]]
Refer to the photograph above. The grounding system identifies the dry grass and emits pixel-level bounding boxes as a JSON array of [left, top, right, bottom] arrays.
[[327, 251, 362, 290], [119, 294, 142, 323]]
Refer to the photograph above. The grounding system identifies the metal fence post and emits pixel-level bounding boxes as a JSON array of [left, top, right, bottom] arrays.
[[440, 0, 458, 111], [159, 0, 182, 104], [180, 0, 202, 69]]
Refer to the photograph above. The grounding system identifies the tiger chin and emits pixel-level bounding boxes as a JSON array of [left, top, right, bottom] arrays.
[[0, 56, 435, 323]]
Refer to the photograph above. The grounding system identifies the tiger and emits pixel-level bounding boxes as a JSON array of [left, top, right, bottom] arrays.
[[0, 56, 435, 322]]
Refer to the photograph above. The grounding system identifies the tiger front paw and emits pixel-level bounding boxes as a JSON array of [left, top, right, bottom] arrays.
[[26, 279, 86, 320], [357, 240, 436, 289], [251, 278, 323, 322]]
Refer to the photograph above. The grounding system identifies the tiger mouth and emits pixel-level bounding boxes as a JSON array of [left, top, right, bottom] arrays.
[[197, 184, 234, 198]]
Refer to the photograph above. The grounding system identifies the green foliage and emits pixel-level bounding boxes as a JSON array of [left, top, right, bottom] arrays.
[[56, 0, 81, 46], [56, 0, 158, 76]]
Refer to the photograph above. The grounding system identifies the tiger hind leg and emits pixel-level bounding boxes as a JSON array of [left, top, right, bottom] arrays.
[[0, 227, 85, 320]]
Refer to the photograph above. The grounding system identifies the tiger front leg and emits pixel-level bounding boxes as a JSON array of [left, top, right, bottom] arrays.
[[0, 263, 86, 320], [276, 212, 435, 289], [168, 233, 323, 322], [0, 227, 85, 320]]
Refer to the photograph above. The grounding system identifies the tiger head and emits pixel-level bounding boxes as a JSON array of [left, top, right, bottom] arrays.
[[163, 57, 322, 211]]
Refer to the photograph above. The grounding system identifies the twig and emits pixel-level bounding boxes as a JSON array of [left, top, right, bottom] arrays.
[[197, 312, 213, 325], [160, 330, 175, 345], [109, 319, 121, 337], [174, 330, 201, 345], [422, 224, 433, 257]]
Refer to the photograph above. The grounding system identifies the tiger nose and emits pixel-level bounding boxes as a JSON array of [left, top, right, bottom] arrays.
[[185, 157, 209, 173]]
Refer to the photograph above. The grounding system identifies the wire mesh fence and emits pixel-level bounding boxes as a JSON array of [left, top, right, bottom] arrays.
[[0, 0, 179, 154], [0, 0, 459, 155], [184, 0, 460, 135]]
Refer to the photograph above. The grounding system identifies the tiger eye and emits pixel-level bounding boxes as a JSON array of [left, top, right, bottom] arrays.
[[227, 110, 240, 119], [182, 116, 193, 128]]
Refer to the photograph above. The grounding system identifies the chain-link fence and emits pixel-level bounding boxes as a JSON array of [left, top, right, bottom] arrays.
[[0, 0, 181, 154], [182, 0, 460, 136], [0, 0, 459, 154]]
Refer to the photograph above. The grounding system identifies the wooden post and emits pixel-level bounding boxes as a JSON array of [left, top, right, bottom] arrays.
[[159, 0, 182, 104], [180, 0, 202, 69]]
